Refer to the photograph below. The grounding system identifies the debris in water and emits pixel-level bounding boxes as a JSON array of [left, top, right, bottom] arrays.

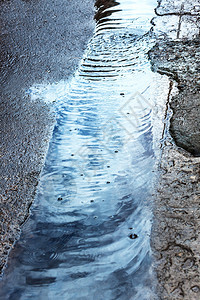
[[129, 234, 138, 240]]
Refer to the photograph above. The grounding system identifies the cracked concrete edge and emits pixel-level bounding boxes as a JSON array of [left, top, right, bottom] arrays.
[[149, 0, 200, 299]]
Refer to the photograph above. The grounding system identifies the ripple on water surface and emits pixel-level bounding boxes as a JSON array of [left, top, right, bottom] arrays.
[[0, 0, 170, 299]]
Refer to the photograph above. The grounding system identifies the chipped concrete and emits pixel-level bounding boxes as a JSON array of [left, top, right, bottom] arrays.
[[150, 0, 200, 299]]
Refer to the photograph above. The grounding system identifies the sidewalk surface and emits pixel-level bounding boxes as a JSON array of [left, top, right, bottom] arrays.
[[150, 1, 200, 299]]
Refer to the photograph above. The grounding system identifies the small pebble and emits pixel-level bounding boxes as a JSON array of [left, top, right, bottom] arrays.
[[191, 286, 200, 293], [190, 175, 197, 182]]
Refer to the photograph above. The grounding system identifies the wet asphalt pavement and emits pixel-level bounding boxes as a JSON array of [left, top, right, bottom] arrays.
[[0, 0, 95, 274]]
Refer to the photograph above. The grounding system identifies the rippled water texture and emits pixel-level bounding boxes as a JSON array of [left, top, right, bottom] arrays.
[[0, 1, 171, 299]]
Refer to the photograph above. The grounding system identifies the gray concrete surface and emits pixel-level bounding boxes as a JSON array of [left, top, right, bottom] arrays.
[[149, 39, 200, 157], [149, 0, 200, 299], [0, 0, 95, 275]]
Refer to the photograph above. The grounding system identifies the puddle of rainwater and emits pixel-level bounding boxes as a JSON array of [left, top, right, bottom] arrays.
[[0, 1, 171, 299]]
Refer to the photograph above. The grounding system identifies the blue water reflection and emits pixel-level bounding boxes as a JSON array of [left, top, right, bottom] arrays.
[[0, 0, 169, 299]]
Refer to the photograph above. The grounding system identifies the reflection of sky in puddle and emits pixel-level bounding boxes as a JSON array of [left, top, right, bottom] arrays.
[[27, 0, 157, 104], [0, 0, 171, 299], [95, 0, 158, 35], [99, 0, 156, 16]]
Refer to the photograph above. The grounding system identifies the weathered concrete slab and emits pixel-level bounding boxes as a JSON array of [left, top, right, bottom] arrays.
[[156, 0, 200, 15], [149, 39, 200, 156], [150, 0, 200, 298], [152, 145, 200, 299]]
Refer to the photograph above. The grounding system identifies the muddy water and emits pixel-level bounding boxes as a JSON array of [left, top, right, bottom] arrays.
[[0, 1, 170, 299]]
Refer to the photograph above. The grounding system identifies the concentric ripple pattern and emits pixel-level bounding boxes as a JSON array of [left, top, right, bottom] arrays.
[[0, 1, 170, 299]]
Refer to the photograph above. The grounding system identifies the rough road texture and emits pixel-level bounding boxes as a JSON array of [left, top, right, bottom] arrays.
[[150, 0, 200, 299], [0, 0, 95, 275], [152, 145, 200, 299]]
